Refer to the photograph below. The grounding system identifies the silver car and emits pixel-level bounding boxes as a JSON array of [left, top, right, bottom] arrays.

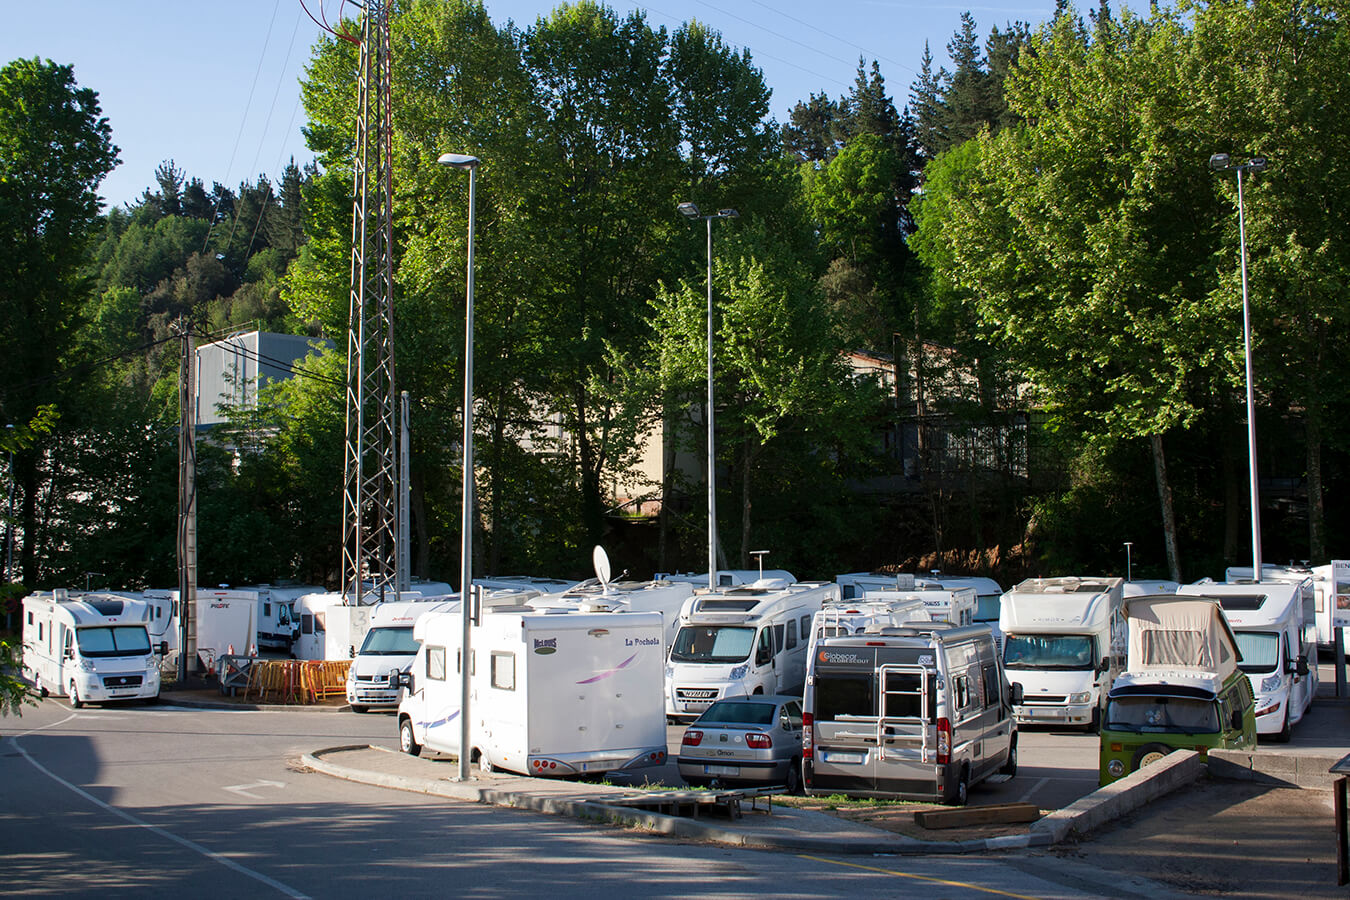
[[677, 695, 804, 792]]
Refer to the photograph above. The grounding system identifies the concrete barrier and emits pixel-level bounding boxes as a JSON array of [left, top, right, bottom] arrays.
[[1208, 749, 1342, 790], [1028, 750, 1205, 845]]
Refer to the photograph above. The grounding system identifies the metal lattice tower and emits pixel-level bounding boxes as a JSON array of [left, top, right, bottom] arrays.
[[341, 1, 399, 605]]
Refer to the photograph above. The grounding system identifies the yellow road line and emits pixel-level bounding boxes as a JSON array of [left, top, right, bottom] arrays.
[[797, 854, 1043, 899]]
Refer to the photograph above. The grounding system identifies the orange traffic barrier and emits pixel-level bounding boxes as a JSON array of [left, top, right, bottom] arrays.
[[243, 659, 351, 704]]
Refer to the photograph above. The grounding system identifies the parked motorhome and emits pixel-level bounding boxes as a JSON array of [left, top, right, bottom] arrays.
[[1100, 594, 1255, 784], [346, 596, 462, 712], [1180, 580, 1317, 741], [22, 591, 165, 706], [526, 579, 694, 653], [838, 573, 1004, 640], [293, 582, 455, 661], [395, 607, 668, 777], [195, 588, 259, 670], [860, 584, 976, 627], [998, 576, 1126, 731], [803, 623, 1018, 804], [1225, 563, 1344, 651], [1123, 580, 1180, 598], [810, 596, 933, 648], [474, 575, 577, 594], [657, 569, 796, 588], [665, 581, 838, 722]]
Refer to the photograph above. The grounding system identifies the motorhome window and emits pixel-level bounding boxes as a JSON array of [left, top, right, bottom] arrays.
[[800, 615, 812, 638], [38, 622, 43, 641], [360, 626, 419, 656], [669, 625, 755, 663], [756, 628, 774, 665], [786, 619, 798, 650], [427, 646, 446, 681], [881, 671, 937, 719], [1003, 634, 1095, 670], [263, 602, 272, 617], [491, 652, 516, 691], [774, 624, 786, 653], [1105, 696, 1219, 734], [1233, 631, 1279, 674], [982, 665, 1000, 710], [815, 673, 874, 720], [1140, 630, 1210, 669], [301, 614, 313, 635], [75, 626, 151, 658], [27, 611, 32, 625]]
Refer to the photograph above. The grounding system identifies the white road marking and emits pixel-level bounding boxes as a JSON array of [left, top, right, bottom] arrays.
[[1018, 776, 1051, 802], [224, 779, 286, 799]]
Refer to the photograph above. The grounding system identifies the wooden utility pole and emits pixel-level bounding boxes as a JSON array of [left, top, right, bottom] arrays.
[[175, 320, 198, 680]]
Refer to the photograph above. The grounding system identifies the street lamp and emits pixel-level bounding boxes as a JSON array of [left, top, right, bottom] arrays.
[[678, 202, 738, 591], [438, 151, 479, 782], [4, 423, 13, 586], [1123, 542, 1133, 583], [1210, 152, 1268, 577]]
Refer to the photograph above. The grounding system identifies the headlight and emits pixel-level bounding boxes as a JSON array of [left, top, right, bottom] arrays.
[[78, 658, 97, 673], [664, 665, 674, 681], [1259, 674, 1283, 694], [729, 664, 748, 680], [1107, 759, 1124, 777], [1068, 691, 1092, 704]]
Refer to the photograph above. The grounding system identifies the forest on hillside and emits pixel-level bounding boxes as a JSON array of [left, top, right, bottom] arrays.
[[2, 0, 1347, 607]]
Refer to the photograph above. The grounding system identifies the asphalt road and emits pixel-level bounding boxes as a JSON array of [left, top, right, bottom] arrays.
[[1, 697, 1176, 899]]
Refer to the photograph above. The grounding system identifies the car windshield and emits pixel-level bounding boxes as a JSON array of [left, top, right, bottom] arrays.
[[1233, 631, 1279, 674], [76, 626, 151, 658], [669, 625, 755, 663], [974, 595, 1001, 623], [359, 626, 419, 656], [1106, 695, 1219, 734], [1003, 634, 1095, 670], [697, 701, 776, 726]]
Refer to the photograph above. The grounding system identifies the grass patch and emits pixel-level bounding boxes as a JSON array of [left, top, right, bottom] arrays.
[[774, 793, 927, 811]]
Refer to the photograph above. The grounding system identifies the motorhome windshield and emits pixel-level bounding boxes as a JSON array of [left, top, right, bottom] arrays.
[[1233, 631, 1279, 674], [669, 625, 755, 663], [1105, 695, 1219, 734], [76, 626, 151, 658], [974, 595, 1001, 623], [1003, 634, 1095, 670], [359, 626, 419, 656]]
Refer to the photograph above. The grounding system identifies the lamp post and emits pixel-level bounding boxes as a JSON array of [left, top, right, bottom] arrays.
[[1209, 153, 1268, 577], [5, 424, 13, 586], [1123, 542, 1133, 583], [677, 202, 738, 591], [439, 151, 479, 782]]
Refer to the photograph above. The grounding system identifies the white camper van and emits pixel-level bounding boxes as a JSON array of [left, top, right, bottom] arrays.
[[22, 591, 165, 706], [346, 596, 461, 712], [1225, 563, 1338, 650], [998, 576, 1126, 730], [1180, 580, 1318, 741], [395, 607, 669, 777], [665, 580, 838, 722]]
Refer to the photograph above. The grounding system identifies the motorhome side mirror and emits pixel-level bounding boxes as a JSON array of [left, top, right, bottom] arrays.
[[158, 642, 169, 656], [349, 646, 356, 659], [64, 647, 74, 660], [1294, 657, 1310, 677], [1097, 657, 1111, 674], [1009, 683, 1024, 706]]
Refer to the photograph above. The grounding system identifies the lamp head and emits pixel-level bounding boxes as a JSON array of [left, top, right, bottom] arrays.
[[717, 209, 739, 219], [1248, 156, 1268, 172], [438, 152, 480, 170], [677, 202, 700, 218], [1208, 153, 1231, 171]]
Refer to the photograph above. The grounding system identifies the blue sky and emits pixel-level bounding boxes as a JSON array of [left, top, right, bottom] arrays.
[[5, 0, 1056, 209]]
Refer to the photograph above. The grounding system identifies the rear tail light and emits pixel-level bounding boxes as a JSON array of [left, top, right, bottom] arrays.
[[746, 732, 772, 749], [936, 717, 951, 765], [682, 730, 703, 747], [802, 712, 814, 760]]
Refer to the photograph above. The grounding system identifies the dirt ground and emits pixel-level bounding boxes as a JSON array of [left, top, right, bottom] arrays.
[[777, 795, 1047, 842], [1050, 779, 1341, 899]]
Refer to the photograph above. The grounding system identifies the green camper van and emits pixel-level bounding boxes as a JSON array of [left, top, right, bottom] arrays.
[[1099, 594, 1256, 785]]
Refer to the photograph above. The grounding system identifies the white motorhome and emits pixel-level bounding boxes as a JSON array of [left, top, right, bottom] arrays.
[[346, 596, 462, 712], [395, 607, 669, 777], [195, 588, 259, 670], [838, 572, 1004, 639], [665, 580, 838, 722], [1123, 580, 1180, 598], [1226, 563, 1343, 650], [526, 579, 694, 653], [293, 582, 455, 662], [22, 591, 165, 706], [1181, 579, 1318, 741], [474, 575, 577, 594], [861, 584, 977, 627], [998, 576, 1126, 731], [656, 569, 797, 588]]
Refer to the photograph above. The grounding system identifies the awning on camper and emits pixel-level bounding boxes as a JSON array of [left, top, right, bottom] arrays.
[[1124, 595, 1240, 679]]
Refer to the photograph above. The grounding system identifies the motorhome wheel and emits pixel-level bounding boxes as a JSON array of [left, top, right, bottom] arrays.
[[1000, 736, 1018, 777], [69, 681, 83, 709], [478, 753, 496, 774], [34, 675, 47, 698], [1087, 706, 1101, 734], [350, 705, 368, 714], [1274, 710, 1291, 743], [1131, 743, 1172, 771], [398, 718, 421, 757], [945, 765, 970, 806]]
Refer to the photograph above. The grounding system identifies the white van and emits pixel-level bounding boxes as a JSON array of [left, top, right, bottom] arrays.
[[1180, 579, 1318, 741], [346, 596, 461, 712], [804, 623, 1018, 804], [665, 580, 838, 722], [998, 576, 1125, 731], [22, 591, 165, 706], [395, 607, 668, 777]]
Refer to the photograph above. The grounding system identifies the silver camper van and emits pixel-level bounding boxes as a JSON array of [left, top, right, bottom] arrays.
[[803, 623, 1019, 804]]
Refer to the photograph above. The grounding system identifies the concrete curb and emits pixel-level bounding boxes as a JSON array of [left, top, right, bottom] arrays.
[[1207, 748, 1341, 790], [302, 744, 1203, 855], [159, 691, 350, 713]]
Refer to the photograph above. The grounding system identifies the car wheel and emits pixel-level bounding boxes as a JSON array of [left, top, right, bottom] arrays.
[[1272, 709, 1291, 743], [69, 681, 83, 710], [34, 674, 47, 698], [785, 757, 802, 795], [1000, 735, 1018, 777], [1130, 742, 1173, 772], [478, 752, 496, 774], [350, 704, 368, 714], [398, 717, 421, 757], [945, 764, 970, 806]]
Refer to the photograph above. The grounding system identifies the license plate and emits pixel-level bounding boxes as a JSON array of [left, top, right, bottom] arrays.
[[820, 750, 866, 765], [704, 764, 739, 776]]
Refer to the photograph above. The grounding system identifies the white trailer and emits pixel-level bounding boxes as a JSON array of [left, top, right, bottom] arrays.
[[665, 580, 838, 722], [526, 579, 694, 654], [1181, 579, 1318, 741], [292, 583, 456, 662], [998, 576, 1126, 731], [1123, 580, 1180, 598], [195, 588, 258, 671], [395, 608, 669, 777], [21, 591, 165, 706]]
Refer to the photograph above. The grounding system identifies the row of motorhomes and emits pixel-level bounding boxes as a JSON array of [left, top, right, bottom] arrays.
[[17, 558, 1335, 803]]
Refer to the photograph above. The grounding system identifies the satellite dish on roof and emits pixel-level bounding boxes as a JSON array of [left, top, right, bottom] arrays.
[[592, 545, 612, 594]]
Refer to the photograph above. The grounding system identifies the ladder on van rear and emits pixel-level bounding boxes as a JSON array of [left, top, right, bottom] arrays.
[[876, 663, 931, 763]]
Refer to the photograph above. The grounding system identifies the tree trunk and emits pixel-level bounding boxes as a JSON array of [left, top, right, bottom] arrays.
[[1221, 418, 1242, 566], [1150, 433, 1182, 582], [739, 434, 754, 569], [1307, 411, 1325, 564], [411, 469, 430, 580]]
